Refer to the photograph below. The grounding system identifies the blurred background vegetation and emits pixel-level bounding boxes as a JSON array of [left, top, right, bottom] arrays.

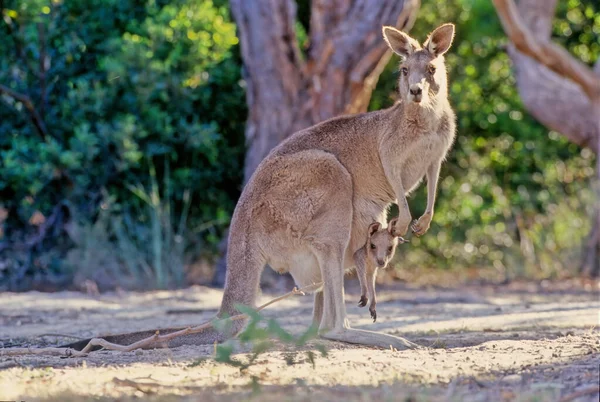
[[0, 0, 597, 291]]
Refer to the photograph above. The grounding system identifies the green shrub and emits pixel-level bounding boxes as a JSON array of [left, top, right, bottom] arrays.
[[1, 0, 597, 290], [0, 0, 245, 289]]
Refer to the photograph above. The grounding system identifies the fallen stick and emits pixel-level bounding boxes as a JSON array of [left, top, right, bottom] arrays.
[[1, 282, 324, 358]]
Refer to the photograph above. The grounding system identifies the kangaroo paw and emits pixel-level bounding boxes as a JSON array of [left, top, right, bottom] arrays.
[[358, 295, 368, 307]]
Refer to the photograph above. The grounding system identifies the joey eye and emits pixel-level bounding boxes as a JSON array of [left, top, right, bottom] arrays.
[[388, 246, 393, 253], [427, 64, 436, 75], [370, 243, 376, 250], [400, 67, 408, 76]]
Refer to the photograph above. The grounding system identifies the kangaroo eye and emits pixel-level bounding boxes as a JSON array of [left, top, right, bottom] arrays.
[[428, 64, 436, 75], [400, 67, 408, 76], [370, 243, 376, 249]]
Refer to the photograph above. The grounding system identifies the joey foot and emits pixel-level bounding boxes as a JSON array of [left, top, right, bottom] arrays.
[[370, 306, 377, 322], [358, 295, 368, 307], [411, 212, 432, 237]]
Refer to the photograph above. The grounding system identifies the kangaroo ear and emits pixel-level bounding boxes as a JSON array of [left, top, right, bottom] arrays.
[[382, 26, 420, 59], [368, 222, 381, 237], [387, 217, 399, 235], [423, 23, 455, 57]]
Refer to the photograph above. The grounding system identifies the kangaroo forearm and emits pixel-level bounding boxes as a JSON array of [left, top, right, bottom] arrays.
[[395, 186, 412, 230], [425, 162, 441, 215]]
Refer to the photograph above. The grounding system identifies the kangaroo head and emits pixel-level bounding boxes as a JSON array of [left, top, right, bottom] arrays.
[[367, 219, 406, 268], [382, 23, 455, 106]]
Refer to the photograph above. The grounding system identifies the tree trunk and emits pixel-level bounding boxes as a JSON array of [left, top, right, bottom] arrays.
[[212, 0, 420, 287], [494, 0, 600, 276]]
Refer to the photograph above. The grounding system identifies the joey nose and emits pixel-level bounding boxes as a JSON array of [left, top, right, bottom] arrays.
[[377, 259, 385, 267]]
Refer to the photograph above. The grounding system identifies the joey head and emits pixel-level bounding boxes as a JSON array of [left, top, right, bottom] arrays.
[[355, 218, 408, 322]]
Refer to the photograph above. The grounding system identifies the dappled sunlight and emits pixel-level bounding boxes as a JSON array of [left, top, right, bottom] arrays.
[[1, 0, 599, 400], [1, 285, 598, 400], [0, 335, 597, 400]]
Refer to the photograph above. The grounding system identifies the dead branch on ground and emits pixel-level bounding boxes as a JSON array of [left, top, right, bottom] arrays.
[[0, 282, 323, 358]]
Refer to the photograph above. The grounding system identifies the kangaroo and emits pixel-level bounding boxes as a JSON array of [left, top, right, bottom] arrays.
[[65, 23, 456, 352], [355, 218, 408, 323]]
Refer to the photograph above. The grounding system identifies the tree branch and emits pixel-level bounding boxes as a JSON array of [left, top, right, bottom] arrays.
[[0, 282, 324, 357], [492, 0, 600, 100], [309, 0, 420, 120], [494, 0, 599, 152], [0, 84, 48, 139]]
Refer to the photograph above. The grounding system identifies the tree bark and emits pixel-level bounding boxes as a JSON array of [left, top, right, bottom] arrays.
[[499, 0, 599, 151], [493, 0, 600, 276], [213, 0, 420, 287]]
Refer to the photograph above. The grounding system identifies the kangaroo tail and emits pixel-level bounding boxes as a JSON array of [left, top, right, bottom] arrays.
[[63, 213, 264, 351]]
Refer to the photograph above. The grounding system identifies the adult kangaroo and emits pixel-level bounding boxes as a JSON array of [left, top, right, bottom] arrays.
[[68, 23, 456, 351]]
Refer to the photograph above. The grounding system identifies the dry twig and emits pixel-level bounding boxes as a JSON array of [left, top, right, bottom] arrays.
[[0, 84, 49, 139], [0, 282, 323, 358]]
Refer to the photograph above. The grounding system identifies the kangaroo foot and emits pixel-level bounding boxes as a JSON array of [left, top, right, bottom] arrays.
[[320, 328, 421, 350]]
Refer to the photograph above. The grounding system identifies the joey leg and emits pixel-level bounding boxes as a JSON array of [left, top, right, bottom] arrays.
[[354, 248, 369, 308], [367, 267, 378, 322]]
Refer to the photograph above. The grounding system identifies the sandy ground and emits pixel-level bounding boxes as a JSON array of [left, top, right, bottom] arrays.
[[0, 279, 599, 401]]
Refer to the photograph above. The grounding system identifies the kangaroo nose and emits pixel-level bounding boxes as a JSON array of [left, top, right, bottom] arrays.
[[377, 259, 385, 266], [409, 86, 422, 95]]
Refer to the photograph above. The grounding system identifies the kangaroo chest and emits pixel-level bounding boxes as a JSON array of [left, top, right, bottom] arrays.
[[400, 133, 449, 191]]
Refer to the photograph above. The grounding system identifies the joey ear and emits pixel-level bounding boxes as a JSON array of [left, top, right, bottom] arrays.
[[387, 217, 399, 235], [368, 222, 381, 237], [423, 23, 455, 57], [382, 26, 420, 58]]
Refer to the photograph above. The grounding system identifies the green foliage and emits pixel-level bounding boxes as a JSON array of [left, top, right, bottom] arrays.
[[206, 305, 327, 389], [1, 0, 597, 290], [371, 0, 598, 279], [0, 0, 245, 289], [64, 161, 192, 289]]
